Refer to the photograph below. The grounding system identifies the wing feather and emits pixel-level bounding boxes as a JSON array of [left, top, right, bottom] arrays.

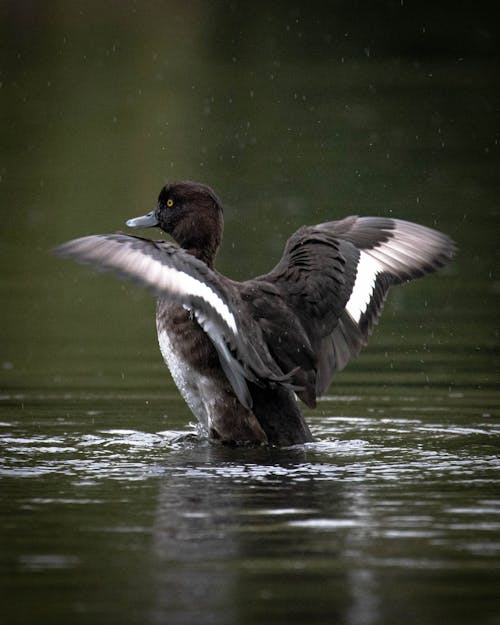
[[53, 234, 295, 409], [54, 216, 455, 410], [255, 216, 455, 401]]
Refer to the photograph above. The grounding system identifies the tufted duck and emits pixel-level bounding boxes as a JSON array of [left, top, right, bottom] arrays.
[[54, 181, 455, 446]]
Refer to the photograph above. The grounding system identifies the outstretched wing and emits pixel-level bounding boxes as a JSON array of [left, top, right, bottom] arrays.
[[255, 216, 456, 403], [53, 218, 455, 411], [53, 234, 294, 409], [54, 233, 238, 331]]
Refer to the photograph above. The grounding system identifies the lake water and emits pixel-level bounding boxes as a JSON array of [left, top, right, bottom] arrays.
[[1, 5, 499, 625]]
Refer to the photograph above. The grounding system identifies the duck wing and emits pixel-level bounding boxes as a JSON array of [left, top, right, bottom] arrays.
[[53, 233, 294, 410], [255, 216, 456, 404]]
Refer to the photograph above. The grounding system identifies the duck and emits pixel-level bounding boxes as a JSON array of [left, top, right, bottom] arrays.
[[53, 181, 455, 446]]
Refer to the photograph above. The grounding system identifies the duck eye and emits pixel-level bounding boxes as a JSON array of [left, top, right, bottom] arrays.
[[166, 199, 174, 207]]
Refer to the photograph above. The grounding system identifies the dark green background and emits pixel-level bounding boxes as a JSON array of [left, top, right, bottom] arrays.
[[1, 1, 499, 385], [1, 3, 499, 625]]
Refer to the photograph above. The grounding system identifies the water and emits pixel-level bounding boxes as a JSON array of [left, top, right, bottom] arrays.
[[1, 4, 499, 625], [1, 388, 499, 625]]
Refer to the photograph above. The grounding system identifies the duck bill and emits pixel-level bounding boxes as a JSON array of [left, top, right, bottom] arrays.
[[126, 210, 159, 228]]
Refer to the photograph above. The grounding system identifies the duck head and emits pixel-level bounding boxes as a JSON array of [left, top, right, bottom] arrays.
[[127, 181, 224, 268]]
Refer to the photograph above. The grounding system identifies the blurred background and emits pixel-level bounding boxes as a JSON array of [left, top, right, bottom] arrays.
[[1, 0, 499, 390], [1, 4, 500, 625]]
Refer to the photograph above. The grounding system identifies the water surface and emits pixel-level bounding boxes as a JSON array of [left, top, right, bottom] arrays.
[[1, 384, 499, 625], [1, 4, 499, 625]]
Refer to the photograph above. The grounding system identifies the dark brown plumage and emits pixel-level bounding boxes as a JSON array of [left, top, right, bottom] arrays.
[[53, 181, 455, 446]]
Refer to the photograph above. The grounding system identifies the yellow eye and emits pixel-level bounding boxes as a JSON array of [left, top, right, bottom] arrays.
[[166, 199, 174, 207]]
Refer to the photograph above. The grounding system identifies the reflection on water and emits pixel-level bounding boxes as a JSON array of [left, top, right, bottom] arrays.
[[1, 389, 499, 625], [1, 2, 499, 624]]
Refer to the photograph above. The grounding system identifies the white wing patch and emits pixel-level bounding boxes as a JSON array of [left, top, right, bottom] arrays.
[[53, 235, 238, 334], [345, 250, 383, 323], [344, 219, 451, 324], [153, 262, 238, 334]]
